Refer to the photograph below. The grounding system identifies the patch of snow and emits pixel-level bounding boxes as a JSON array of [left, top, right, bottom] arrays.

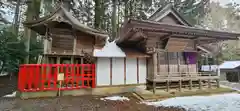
[[143, 93, 240, 111], [100, 96, 130, 101], [0, 72, 9, 76], [3, 91, 16, 97], [93, 39, 126, 57]]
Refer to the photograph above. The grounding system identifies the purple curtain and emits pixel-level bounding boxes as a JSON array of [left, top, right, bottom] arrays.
[[184, 52, 197, 64]]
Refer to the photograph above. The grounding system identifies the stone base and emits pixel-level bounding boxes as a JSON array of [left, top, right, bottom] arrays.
[[19, 85, 140, 99], [20, 91, 58, 99], [62, 86, 138, 96]]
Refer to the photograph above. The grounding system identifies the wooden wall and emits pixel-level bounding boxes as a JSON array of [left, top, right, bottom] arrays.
[[50, 28, 74, 54], [96, 57, 147, 86], [46, 28, 97, 56], [76, 32, 95, 54]]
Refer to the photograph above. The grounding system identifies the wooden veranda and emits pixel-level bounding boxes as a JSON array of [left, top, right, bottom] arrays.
[[116, 4, 240, 93]]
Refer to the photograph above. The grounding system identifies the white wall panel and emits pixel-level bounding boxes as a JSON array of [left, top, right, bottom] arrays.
[[96, 58, 110, 86], [126, 58, 137, 84], [139, 58, 147, 84], [112, 58, 125, 85]]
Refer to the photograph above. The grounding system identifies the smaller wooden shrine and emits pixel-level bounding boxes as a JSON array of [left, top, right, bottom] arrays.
[[23, 3, 108, 65], [116, 4, 240, 93]]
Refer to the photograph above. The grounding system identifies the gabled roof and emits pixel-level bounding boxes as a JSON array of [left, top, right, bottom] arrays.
[[117, 19, 240, 44], [148, 4, 192, 26], [23, 6, 108, 38]]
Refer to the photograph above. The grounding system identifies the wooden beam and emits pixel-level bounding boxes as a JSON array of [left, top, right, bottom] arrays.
[[128, 31, 147, 41], [159, 33, 172, 41]]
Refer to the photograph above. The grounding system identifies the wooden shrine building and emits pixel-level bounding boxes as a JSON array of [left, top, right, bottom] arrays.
[[116, 4, 240, 92], [23, 5, 108, 65], [21, 2, 240, 95]]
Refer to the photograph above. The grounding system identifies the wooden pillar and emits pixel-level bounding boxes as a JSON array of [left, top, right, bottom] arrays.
[[153, 52, 157, 94], [71, 56, 74, 64], [177, 52, 180, 73], [208, 79, 211, 88], [73, 35, 77, 55], [179, 80, 182, 92], [199, 79, 202, 90], [216, 79, 220, 88], [166, 80, 170, 92], [189, 79, 193, 90], [57, 56, 61, 73], [167, 51, 171, 92], [167, 52, 170, 75]]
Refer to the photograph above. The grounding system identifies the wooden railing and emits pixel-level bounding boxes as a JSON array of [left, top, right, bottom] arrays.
[[151, 72, 219, 81]]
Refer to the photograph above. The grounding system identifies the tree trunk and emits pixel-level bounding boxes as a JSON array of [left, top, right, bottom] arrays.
[[24, 0, 41, 64], [111, 0, 117, 40], [13, 0, 21, 35], [94, 0, 101, 29], [124, 0, 128, 21]]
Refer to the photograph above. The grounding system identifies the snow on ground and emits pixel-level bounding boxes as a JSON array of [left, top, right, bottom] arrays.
[[2, 91, 16, 97], [100, 96, 130, 101], [143, 93, 240, 111]]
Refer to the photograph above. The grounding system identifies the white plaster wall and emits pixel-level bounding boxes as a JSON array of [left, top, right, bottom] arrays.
[[96, 58, 110, 86], [112, 58, 125, 85], [96, 57, 147, 86], [139, 58, 147, 84], [126, 58, 138, 84]]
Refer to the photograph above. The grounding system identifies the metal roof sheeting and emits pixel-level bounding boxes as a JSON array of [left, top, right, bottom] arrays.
[[219, 61, 240, 69]]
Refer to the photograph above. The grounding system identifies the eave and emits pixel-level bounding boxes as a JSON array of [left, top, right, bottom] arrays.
[[23, 6, 108, 39], [117, 19, 240, 44]]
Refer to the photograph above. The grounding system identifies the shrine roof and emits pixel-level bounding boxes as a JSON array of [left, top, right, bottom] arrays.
[[23, 6, 108, 38]]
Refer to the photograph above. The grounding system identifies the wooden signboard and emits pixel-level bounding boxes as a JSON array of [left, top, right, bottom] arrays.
[[57, 73, 65, 81]]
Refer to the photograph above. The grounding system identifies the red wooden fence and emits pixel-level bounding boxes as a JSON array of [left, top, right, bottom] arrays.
[[18, 64, 96, 92]]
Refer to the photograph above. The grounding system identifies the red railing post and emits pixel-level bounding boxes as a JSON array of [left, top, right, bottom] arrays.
[[18, 63, 96, 92], [92, 64, 96, 88]]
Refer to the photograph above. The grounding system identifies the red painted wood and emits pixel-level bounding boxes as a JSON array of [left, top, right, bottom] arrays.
[[18, 64, 96, 92]]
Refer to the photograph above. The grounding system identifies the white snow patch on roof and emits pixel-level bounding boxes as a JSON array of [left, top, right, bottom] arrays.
[[3, 91, 16, 97], [219, 61, 240, 69], [100, 96, 130, 101], [143, 93, 240, 111], [93, 40, 126, 57]]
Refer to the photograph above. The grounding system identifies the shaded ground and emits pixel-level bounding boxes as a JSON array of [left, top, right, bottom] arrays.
[[0, 93, 185, 111], [0, 75, 17, 97]]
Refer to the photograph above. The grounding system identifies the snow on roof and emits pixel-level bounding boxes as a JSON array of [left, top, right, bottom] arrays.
[[93, 40, 126, 57], [219, 61, 240, 69]]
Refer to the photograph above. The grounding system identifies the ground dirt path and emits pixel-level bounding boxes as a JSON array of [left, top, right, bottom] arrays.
[[0, 75, 17, 97], [0, 93, 185, 111]]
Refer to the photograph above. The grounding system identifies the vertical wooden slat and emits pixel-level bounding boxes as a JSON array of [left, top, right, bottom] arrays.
[[110, 58, 112, 85], [137, 58, 139, 84], [124, 58, 126, 84], [158, 52, 161, 75], [177, 52, 180, 72], [167, 52, 170, 75], [73, 36, 77, 55]]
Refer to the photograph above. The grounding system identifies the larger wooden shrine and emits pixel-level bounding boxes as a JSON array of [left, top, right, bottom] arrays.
[[116, 4, 240, 92], [21, 2, 240, 94]]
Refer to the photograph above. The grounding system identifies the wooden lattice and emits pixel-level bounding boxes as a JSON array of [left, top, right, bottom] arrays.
[[82, 51, 95, 64]]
